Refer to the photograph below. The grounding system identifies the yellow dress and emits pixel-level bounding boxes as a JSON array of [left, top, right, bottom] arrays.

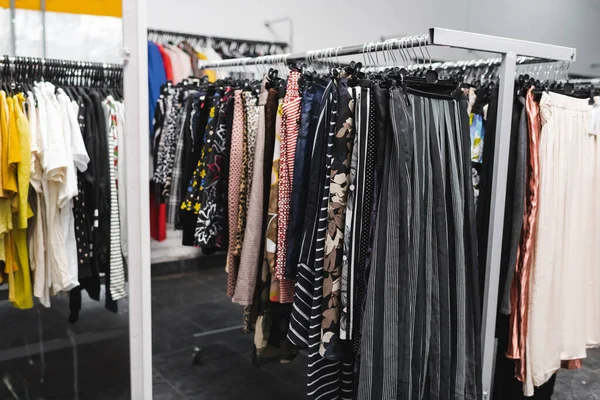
[[0, 91, 10, 199], [4, 94, 19, 195], [5, 95, 32, 309], [0, 92, 11, 269], [14, 94, 32, 228]]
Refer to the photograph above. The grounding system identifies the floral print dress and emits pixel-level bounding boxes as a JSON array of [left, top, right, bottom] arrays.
[[180, 93, 220, 227], [194, 89, 234, 249], [321, 78, 355, 360]]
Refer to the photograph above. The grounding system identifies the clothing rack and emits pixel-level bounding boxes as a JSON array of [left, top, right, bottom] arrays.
[[195, 27, 576, 399], [147, 29, 289, 58], [0, 53, 125, 378], [0, 55, 123, 88]]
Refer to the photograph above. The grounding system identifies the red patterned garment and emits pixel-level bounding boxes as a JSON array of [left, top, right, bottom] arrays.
[[226, 90, 245, 297], [275, 72, 302, 304]]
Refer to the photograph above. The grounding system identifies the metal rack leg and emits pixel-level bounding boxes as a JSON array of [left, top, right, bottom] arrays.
[[480, 52, 517, 400], [191, 325, 245, 367]]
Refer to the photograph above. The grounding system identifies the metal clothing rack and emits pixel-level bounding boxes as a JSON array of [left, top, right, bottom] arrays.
[[195, 27, 576, 399], [147, 29, 289, 58]]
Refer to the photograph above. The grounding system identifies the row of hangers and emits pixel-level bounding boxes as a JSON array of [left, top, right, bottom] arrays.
[[196, 34, 597, 105], [0, 56, 123, 100], [148, 30, 288, 59]]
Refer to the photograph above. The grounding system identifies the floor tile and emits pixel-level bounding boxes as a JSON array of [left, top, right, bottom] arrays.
[[0, 265, 597, 399]]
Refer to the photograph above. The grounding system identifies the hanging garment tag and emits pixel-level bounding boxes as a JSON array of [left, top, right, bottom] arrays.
[[589, 104, 600, 136]]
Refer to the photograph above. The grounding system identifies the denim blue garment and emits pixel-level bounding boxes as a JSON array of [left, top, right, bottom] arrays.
[[284, 80, 327, 279]]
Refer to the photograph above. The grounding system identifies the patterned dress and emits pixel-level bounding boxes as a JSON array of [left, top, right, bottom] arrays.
[[275, 71, 302, 287], [341, 87, 361, 340], [153, 88, 180, 188], [180, 94, 220, 228], [321, 79, 355, 362], [232, 92, 259, 257], [234, 81, 269, 306], [266, 98, 283, 302], [226, 90, 245, 296], [194, 89, 233, 249]]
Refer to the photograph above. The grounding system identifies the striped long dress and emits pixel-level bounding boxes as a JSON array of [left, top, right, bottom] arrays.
[[103, 97, 126, 300]]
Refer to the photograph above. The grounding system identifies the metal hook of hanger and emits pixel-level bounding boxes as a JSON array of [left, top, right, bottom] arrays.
[[384, 39, 394, 68], [543, 62, 551, 82], [369, 42, 377, 71], [422, 34, 432, 70], [373, 42, 381, 68], [329, 47, 335, 70], [394, 39, 401, 68], [409, 36, 420, 67], [403, 40, 412, 73], [379, 41, 388, 67], [332, 47, 338, 69], [371, 42, 379, 69], [393, 38, 402, 65], [362, 43, 368, 69], [386, 40, 392, 69], [416, 36, 426, 72], [401, 37, 410, 68], [316, 48, 323, 73]]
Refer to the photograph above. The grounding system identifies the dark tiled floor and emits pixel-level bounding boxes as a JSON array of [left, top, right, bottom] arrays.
[[555, 350, 600, 400], [0, 257, 597, 399], [151, 261, 306, 400], [0, 287, 131, 399]]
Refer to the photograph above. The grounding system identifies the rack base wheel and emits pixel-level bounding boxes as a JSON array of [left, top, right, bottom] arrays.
[[192, 347, 203, 366]]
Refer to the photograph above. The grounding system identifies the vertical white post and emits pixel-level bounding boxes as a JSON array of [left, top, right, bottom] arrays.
[[122, 0, 152, 398], [480, 51, 517, 399]]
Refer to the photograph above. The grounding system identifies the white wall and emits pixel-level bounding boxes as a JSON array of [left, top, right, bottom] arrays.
[[146, 0, 469, 58], [147, 0, 600, 76], [467, 0, 600, 75]]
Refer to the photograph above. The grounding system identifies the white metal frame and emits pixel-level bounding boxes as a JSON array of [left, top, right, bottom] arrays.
[[123, 14, 577, 397], [122, 0, 153, 399]]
